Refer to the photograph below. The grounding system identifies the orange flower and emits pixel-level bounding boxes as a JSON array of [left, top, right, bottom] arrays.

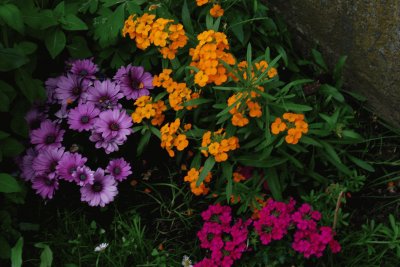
[[184, 167, 212, 196], [210, 4, 224, 18], [271, 118, 287, 134], [200, 129, 239, 162], [196, 0, 209, 6], [233, 172, 246, 183], [194, 71, 208, 87]]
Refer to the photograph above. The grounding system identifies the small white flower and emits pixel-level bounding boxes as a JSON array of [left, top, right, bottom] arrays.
[[181, 255, 193, 267], [94, 242, 109, 252]]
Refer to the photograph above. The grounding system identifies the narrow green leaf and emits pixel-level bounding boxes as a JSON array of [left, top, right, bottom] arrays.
[[137, 131, 151, 155], [266, 168, 282, 201], [45, 28, 66, 58], [196, 157, 215, 186], [312, 49, 328, 72], [320, 141, 342, 164], [11, 237, 23, 267], [182, 0, 194, 34], [347, 155, 375, 172]]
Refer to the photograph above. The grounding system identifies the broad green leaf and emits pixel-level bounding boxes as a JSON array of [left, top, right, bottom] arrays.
[[14, 42, 37, 55], [196, 157, 215, 186], [61, 14, 88, 31], [34, 244, 52, 267], [0, 4, 24, 33], [23, 9, 58, 30], [0, 131, 10, 140], [0, 91, 10, 112], [11, 237, 23, 267], [53, 1, 65, 18], [0, 48, 28, 71], [45, 28, 66, 58], [15, 69, 46, 103], [0, 138, 25, 158], [67, 36, 92, 58]]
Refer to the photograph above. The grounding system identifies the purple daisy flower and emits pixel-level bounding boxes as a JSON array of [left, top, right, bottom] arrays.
[[55, 74, 90, 105], [85, 80, 123, 110], [32, 147, 65, 179], [113, 65, 153, 100], [80, 168, 118, 207], [45, 76, 61, 104], [106, 158, 132, 182], [68, 103, 100, 132], [70, 58, 98, 80], [30, 120, 65, 151], [32, 175, 59, 199], [20, 148, 38, 181], [94, 109, 133, 141], [25, 107, 47, 130], [89, 131, 125, 154], [56, 152, 87, 182], [72, 165, 95, 186]]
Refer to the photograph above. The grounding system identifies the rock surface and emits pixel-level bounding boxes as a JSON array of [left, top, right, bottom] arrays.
[[270, 0, 400, 126]]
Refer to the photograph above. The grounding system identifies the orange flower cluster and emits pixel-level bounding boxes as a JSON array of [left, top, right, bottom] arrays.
[[160, 119, 191, 157], [122, 13, 188, 59], [196, 0, 209, 6], [231, 60, 278, 83], [210, 4, 224, 18], [153, 69, 200, 111], [233, 172, 246, 183], [201, 129, 239, 162], [131, 96, 167, 126], [184, 167, 212, 196], [271, 113, 309, 144], [190, 30, 235, 87], [227, 91, 263, 127]]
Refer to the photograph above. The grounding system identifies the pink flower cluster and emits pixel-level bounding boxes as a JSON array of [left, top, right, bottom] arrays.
[[253, 198, 295, 245], [195, 204, 251, 267], [291, 204, 341, 258]]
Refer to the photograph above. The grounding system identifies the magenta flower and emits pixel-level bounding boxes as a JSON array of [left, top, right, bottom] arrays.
[[85, 80, 123, 110], [70, 58, 98, 80], [56, 152, 87, 182], [80, 168, 118, 207], [30, 120, 65, 151], [32, 147, 65, 179], [72, 165, 95, 186], [94, 109, 132, 141], [20, 148, 38, 181], [89, 131, 125, 154], [32, 175, 59, 200], [106, 158, 132, 182], [55, 74, 90, 105], [68, 103, 100, 132], [114, 65, 153, 100]]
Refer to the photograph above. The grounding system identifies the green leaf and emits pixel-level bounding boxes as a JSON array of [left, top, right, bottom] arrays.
[[0, 4, 24, 33], [0, 131, 10, 140], [67, 36, 92, 58], [347, 155, 375, 172], [14, 42, 37, 56], [312, 49, 328, 72], [11, 113, 29, 138], [205, 13, 213, 30], [236, 155, 288, 168], [182, 0, 194, 34], [231, 22, 244, 45], [0, 235, 11, 259], [0, 80, 16, 102], [196, 157, 215, 186], [45, 28, 66, 58], [35, 244, 52, 267], [266, 168, 282, 201], [0, 47, 29, 71], [137, 131, 151, 156], [23, 9, 58, 30], [0, 91, 10, 112], [333, 55, 347, 87], [183, 98, 213, 107], [320, 141, 342, 164], [61, 14, 88, 31], [222, 162, 233, 202], [15, 69, 46, 103], [53, 1, 65, 18], [0, 138, 25, 158], [282, 102, 313, 112], [11, 237, 23, 267]]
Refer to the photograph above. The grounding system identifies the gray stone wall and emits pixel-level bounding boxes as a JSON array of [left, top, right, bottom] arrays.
[[270, 0, 400, 127]]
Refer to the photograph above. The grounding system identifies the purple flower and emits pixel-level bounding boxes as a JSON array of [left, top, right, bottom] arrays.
[[54, 105, 69, 123], [89, 131, 125, 154], [94, 109, 132, 141], [32, 175, 59, 199], [55, 74, 90, 105], [68, 103, 100, 132], [80, 168, 118, 207], [70, 58, 98, 80], [114, 65, 153, 100], [32, 147, 65, 179], [45, 76, 61, 104], [72, 166, 95, 186], [25, 108, 47, 130], [85, 80, 123, 110], [56, 152, 87, 182], [30, 120, 65, 151], [106, 158, 132, 182], [20, 148, 38, 181]]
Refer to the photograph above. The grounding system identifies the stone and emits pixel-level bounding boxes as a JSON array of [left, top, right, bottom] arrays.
[[269, 0, 400, 127]]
